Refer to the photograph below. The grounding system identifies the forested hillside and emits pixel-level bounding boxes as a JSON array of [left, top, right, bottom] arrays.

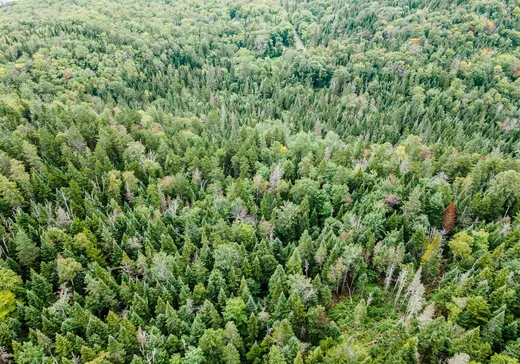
[[0, 0, 520, 363]]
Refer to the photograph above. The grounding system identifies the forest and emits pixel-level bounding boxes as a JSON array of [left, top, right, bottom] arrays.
[[0, 0, 520, 362]]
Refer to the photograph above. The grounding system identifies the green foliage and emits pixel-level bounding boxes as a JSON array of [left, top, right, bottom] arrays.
[[57, 256, 82, 283], [490, 354, 520, 364], [14, 229, 40, 268], [449, 232, 474, 260], [459, 296, 492, 329], [0, 291, 16, 323], [0, 0, 519, 361], [417, 317, 452, 363]]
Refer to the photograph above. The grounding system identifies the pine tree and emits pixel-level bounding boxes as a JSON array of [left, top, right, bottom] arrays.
[[420, 233, 441, 280], [286, 249, 303, 276], [190, 316, 206, 344], [223, 343, 240, 364], [298, 196, 310, 234], [198, 328, 224, 363], [268, 345, 287, 364], [246, 314, 259, 347], [14, 229, 40, 268], [27, 272, 53, 309]]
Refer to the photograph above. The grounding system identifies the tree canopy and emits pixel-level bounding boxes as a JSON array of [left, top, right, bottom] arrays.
[[0, 0, 520, 362]]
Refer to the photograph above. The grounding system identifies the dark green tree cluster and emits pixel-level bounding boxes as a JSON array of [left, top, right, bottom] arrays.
[[0, 0, 519, 363]]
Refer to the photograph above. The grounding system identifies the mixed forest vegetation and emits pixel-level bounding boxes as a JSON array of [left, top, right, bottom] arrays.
[[0, 0, 520, 362]]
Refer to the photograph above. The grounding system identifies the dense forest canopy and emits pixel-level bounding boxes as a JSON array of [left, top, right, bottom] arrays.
[[0, 0, 520, 363]]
